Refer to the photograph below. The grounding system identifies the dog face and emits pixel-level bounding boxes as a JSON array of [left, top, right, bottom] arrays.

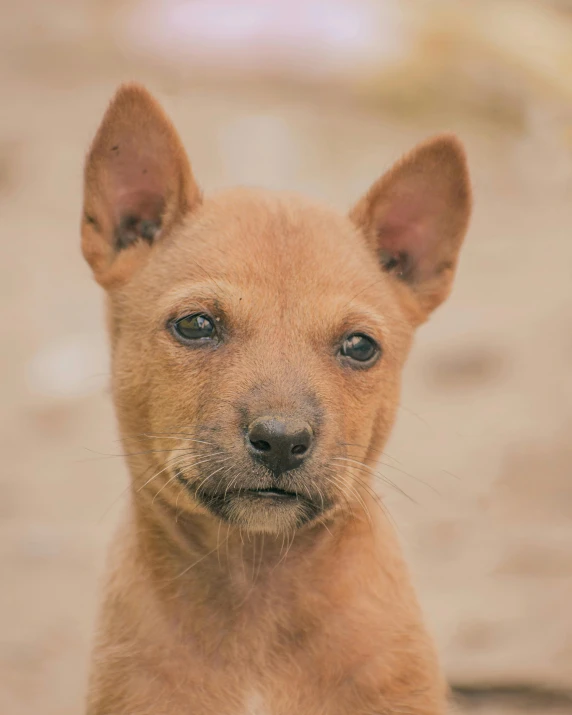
[[82, 85, 471, 534]]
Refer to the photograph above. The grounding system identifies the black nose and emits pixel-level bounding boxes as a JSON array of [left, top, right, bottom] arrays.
[[247, 417, 313, 475]]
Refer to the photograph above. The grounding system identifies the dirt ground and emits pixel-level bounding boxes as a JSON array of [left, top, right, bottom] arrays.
[[1, 2, 572, 714]]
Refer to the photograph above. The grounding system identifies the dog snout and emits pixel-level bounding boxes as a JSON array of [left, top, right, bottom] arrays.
[[247, 416, 313, 475]]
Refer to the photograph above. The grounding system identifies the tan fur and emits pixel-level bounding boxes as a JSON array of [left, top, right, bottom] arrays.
[[82, 84, 471, 715]]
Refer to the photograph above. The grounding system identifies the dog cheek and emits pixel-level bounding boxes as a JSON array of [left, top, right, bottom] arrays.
[[339, 372, 390, 447]]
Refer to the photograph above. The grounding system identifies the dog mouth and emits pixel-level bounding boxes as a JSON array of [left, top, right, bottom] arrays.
[[175, 469, 301, 504], [175, 468, 330, 530], [196, 485, 304, 507], [242, 487, 299, 500]]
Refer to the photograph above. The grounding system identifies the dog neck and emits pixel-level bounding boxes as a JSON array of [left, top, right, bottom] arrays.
[[128, 485, 378, 606]]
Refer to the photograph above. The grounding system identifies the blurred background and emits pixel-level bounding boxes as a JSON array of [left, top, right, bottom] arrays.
[[1, 0, 572, 713]]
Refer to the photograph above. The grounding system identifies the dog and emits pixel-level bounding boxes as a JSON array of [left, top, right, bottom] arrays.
[[82, 83, 471, 715]]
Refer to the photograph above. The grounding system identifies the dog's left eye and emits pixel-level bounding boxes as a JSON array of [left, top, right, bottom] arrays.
[[339, 333, 380, 364], [172, 313, 217, 343]]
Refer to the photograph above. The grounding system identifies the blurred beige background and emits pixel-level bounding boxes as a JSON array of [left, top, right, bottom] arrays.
[[1, 1, 571, 713]]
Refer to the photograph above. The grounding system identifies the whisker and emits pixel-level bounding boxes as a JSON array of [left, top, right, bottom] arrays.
[[227, 521, 234, 573], [216, 512, 224, 569], [223, 470, 243, 503], [398, 403, 432, 428], [250, 532, 257, 584], [338, 441, 402, 465], [138, 451, 226, 493], [322, 469, 373, 529], [441, 469, 462, 481], [341, 450, 440, 495], [96, 470, 148, 524], [174, 459, 235, 521], [324, 466, 400, 534], [188, 459, 233, 496], [332, 456, 416, 504], [319, 469, 361, 528], [273, 528, 296, 571], [172, 536, 231, 580], [254, 533, 265, 585], [81, 447, 210, 461], [123, 433, 216, 446], [153, 457, 230, 503], [135, 453, 194, 493]]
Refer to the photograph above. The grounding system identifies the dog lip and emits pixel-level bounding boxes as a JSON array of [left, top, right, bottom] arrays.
[[243, 487, 298, 499]]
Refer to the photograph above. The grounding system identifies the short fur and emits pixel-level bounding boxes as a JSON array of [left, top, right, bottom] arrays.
[[82, 84, 472, 715]]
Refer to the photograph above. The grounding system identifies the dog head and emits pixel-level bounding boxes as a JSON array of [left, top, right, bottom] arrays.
[[82, 85, 471, 534]]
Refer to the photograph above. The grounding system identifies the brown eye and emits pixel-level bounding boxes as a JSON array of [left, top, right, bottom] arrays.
[[172, 313, 217, 343], [339, 333, 380, 364]]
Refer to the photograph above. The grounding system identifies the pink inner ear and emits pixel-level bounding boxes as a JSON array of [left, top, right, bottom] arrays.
[[108, 144, 166, 218], [103, 143, 170, 248], [376, 184, 448, 282], [115, 189, 165, 223]]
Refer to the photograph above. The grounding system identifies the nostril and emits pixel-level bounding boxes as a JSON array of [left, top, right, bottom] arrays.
[[250, 439, 272, 452], [291, 444, 308, 456]]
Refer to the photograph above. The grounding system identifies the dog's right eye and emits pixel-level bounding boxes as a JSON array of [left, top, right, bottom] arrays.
[[172, 313, 217, 343]]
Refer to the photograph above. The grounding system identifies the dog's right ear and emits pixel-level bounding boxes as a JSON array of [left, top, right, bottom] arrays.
[[81, 83, 200, 288]]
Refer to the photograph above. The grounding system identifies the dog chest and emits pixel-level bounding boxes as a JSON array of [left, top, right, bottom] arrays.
[[243, 688, 269, 715]]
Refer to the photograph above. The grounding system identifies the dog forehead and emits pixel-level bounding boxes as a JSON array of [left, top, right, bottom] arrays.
[[169, 188, 377, 287]]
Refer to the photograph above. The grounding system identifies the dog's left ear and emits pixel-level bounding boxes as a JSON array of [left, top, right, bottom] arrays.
[[350, 134, 471, 319], [82, 83, 201, 288]]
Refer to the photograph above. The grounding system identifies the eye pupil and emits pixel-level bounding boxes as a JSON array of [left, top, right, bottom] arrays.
[[173, 313, 216, 342], [340, 333, 379, 363]]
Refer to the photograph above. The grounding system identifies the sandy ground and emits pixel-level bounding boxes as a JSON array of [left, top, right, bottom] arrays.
[[1, 2, 572, 714]]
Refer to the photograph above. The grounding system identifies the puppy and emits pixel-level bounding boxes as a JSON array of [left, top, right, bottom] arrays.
[[82, 84, 471, 715]]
